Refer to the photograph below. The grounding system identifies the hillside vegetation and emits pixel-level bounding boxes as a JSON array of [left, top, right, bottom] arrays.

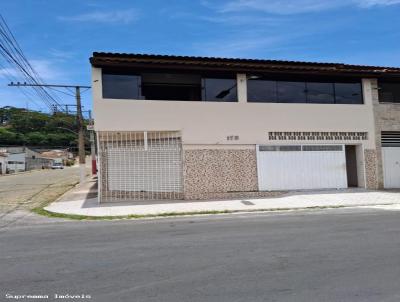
[[0, 106, 81, 147]]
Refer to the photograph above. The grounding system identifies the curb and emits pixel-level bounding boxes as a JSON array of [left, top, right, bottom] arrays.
[[35, 202, 400, 221]]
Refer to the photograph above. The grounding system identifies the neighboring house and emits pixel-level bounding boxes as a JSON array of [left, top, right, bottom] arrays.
[[373, 83, 400, 189], [2, 147, 54, 173], [0, 153, 7, 175], [7, 152, 25, 173], [90, 52, 400, 202], [40, 149, 72, 164]]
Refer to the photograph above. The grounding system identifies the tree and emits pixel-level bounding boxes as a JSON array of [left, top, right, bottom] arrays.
[[0, 106, 84, 148]]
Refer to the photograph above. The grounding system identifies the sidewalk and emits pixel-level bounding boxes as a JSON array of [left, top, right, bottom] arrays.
[[44, 178, 400, 217]]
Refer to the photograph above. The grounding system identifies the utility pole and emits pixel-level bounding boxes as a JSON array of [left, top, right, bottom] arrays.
[[75, 86, 86, 183], [8, 82, 91, 183], [88, 110, 96, 175]]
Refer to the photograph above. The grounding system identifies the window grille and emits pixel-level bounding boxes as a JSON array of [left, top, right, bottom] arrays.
[[259, 145, 301, 152], [259, 146, 279, 152], [302, 145, 343, 151], [259, 145, 343, 152], [97, 131, 183, 202], [279, 145, 302, 152], [381, 131, 400, 147]]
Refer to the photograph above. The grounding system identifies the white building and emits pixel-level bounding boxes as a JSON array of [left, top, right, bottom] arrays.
[[90, 52, 400, 202]]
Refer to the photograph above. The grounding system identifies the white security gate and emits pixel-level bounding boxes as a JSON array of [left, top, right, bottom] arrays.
[[257, 145, 347, 191], [98, 131, 183, 202], [381, 131, 400, 188]]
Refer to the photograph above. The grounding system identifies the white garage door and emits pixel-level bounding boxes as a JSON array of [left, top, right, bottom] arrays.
[[257, 145, 347, 191], [382, 148, 400, 188], [382, 131, 400, 189]]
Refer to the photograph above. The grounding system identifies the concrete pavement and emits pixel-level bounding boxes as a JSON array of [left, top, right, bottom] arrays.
[[0, 166, 83, 214], [2, 208, 400, 302], [45, 177, 400, 216]]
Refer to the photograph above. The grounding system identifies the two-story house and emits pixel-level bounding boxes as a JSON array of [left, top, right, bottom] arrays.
[[90, 52, 400, 202]]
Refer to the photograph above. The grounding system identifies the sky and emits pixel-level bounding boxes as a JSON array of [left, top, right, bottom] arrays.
[[1, 0, 400, 113]]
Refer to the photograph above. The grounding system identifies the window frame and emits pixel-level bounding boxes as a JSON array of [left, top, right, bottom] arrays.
[[102, 71, 142, 100], [378, 81, 400, 104], [247, 77, 363, 105], [201, 77, 238, 102]]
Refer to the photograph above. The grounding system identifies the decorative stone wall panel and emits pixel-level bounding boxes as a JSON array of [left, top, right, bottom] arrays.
[[183, 149, 260, 200], [364, 149, 378, 190]]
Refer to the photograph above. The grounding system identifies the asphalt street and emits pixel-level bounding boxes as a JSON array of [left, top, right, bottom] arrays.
[[1, 208, 400, 302]]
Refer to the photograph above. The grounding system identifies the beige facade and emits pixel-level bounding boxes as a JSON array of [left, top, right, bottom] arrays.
[[91, 53, 400, 201], [93, 69, 380, 199], [93, 69, 376, 148]]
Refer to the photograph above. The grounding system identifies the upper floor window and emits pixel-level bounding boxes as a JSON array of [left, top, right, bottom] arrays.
[[102, 72, 141, 99], [334, 83, 363, 104], [101, 69, 238, 102], [277, 81, 307, 103], [379, 81, 400, 103], [247, 80, 276, 103], [202, 78, 237, 102], [306, 82, 335, 104], [141, 73, 201, 101], [247, 78, 363, 104]]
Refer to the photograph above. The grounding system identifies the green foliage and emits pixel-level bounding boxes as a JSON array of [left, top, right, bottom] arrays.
[[0, 128, 25, 144], [0, 106, 83, 147]]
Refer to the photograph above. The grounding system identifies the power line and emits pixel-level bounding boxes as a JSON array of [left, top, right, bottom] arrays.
[[8, 82, 91, 183], [0, 14, 65, 112]]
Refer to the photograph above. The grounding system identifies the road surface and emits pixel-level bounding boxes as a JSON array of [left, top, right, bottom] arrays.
[[1, 208, 400, 302], [0, 166, 86, 214]]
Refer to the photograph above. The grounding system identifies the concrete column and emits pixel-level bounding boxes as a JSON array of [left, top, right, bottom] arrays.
[[237, 74, 247, 104], [368, 78, 385, 189], [362, 78, 380, 189]]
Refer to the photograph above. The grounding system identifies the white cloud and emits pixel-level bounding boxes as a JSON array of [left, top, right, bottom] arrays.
[[48, 49, 75, 60], [30, 60, 69, 82], [356, 0, 400, 7], [214, 0, 400, 14], [0, 67, 18, 80], [218, 0, 346, 14], [58, 9, 139, 24], [199, 14, 286, 26], [0, 60, 68, 83]]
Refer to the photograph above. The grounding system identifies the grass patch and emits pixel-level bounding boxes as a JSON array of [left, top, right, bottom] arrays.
[[32, 205, 349, 221], [30, 181, 79, 215]]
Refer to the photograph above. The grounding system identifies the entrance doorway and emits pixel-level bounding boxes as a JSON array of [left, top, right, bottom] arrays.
[[345, 145, 358, 187]]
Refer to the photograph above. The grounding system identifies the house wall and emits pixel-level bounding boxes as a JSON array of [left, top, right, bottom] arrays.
[[92, 67, 380, 197], [7, 153, 25, 172], [0, 157, 7, 175], [372, 78, 400, 188], [92, 68, 376, 148], [184, 146, 257, 200]]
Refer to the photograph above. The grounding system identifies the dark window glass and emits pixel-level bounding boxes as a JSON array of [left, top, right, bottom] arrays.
[[306, 82, 335, 104], [277, 81, 306, 103], [334, 83, 363, 104], [141, 73, 201, 101], [379, 82, 400, 103], [247, 80, 277, 102], [202, 78, 237, 102], [102, 72, 140, 99]]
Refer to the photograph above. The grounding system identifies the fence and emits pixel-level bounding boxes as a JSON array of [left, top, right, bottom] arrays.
[[97, 131, 183, 202]]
